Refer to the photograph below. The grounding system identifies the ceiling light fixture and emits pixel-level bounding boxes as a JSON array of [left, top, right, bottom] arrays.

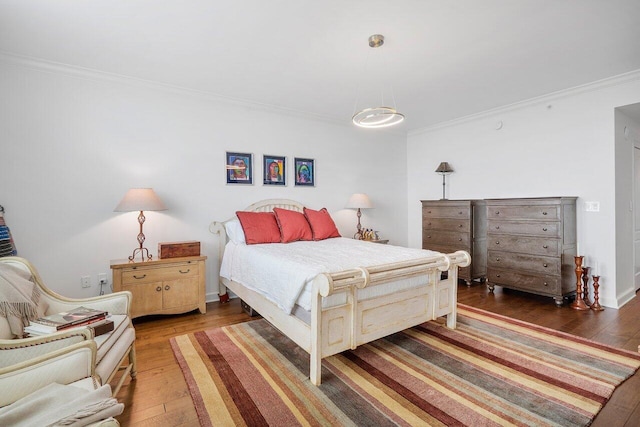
[[352, 34, 404, 129]]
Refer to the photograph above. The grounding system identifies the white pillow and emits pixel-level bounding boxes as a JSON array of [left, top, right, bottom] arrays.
[[224, 219, 246, 244]]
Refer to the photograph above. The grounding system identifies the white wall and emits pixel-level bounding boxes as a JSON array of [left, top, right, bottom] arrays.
[[407, 74, 640, 308], [0, 58, 407, 301]]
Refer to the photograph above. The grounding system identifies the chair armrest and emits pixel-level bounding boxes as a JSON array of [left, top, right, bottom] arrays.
[[0, 328, 93, 369], [0, 340, 97, 407], [45, 291, 133, 317]]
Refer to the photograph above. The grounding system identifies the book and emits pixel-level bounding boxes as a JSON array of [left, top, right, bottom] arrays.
[[29, 306, 108, 332], [24, 318, 114, 337]]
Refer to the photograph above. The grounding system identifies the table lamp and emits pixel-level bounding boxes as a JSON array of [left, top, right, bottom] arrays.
[[345, 193, 373, 240], [435, 162, 454, 200], [114, 188, 166, 262]]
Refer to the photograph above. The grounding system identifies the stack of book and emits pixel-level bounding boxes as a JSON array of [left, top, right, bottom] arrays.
[[24, 306, 113, 337]]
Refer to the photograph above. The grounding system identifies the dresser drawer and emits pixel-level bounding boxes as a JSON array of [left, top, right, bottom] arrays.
[[488, 269, 560, 294], [122, 263, 199, 284], [423, 230, 470, 248], [487, 235, 560, 256], [423, 218, 471, 232], [488, 220, 560, 237], [423, 206, 470, 219], [487, 250, 561, 275], [487, 205, 560, 221]]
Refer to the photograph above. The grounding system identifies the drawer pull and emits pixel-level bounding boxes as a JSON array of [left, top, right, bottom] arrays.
[[496, 274, 501, 278], [459, 224, 463, 228], [165, 285, 170, 291], [543, 245, 548, 249], [179, 269, 191, 274], [427, 235, 431, 239], [543, 282, 549, 287], [156, 286, 161, 292], [495, 211, 500, 215], [458, 238, 463, 242], [543, 263, 548, 267], [427, 210, 431, 214], [543, 227, 548, 231], [133, 274, 147, 280], [496, 258, 500, 261], [458, 211, 463, 215], [542, 211, 548, 215], [495, 241, 500, 245]]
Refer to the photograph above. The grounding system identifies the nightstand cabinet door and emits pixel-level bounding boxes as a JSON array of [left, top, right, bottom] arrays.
[[111, 255, 207, 318], [421, 200, 487, 285], [485, 197, 576, 306]]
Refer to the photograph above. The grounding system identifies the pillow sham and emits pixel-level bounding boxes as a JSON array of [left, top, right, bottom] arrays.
[[236, 211, 281, 244], [224, 218, 246, 244], [273, 208, 312, 243], [303, 207, 341, 240]]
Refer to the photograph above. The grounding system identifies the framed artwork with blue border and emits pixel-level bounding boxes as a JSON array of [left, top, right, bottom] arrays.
[[294, 157, 314, 186], [263, 155, 286, 186], [226, 152, 253, 185]]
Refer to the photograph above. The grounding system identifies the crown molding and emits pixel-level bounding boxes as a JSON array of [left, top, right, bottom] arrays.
[[409, 69, 640, 137], [0, 50, 406, 136]]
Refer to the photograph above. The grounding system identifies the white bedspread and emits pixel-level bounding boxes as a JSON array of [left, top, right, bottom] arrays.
[[220, 237, 442, 314]]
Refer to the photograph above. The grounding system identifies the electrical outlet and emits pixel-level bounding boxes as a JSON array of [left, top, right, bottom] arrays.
[[81, 276, 91, 288], [98, 273, 108, 285]]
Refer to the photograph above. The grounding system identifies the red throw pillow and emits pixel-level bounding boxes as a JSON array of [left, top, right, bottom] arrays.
[[273, 208, 312, 243], [235, 211, 281, 244], [303, 207, 341, 240]]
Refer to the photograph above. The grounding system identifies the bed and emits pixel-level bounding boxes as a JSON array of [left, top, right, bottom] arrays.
[[209, 199, 470, 385]]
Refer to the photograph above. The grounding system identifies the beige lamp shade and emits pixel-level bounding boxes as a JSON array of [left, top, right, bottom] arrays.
[[114, 188, 167, 212], [345, 193, 373, 209]]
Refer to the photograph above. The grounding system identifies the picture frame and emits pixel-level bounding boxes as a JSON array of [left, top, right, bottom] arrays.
[[263, 155, 286, 186], [226, 152, 253, 184], [294, 157, 315, 186]]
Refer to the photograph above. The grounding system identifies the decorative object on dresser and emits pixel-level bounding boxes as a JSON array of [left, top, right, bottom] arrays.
[[114, 188, 167, 262], [434, 162, 454, 200], [157, 241, 200, 259], [110, 255, 206, 318], [345, 193, 373, 240], [485, 197, 577, 306], [421, 199, 487, 286]]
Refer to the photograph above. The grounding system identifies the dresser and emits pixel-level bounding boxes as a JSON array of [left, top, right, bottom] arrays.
[[485, 197, 576, 306], [111, 256, 207, 318], [421, 200, 487, 285]]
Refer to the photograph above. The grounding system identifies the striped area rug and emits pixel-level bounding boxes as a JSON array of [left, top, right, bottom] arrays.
[[170, 305, 640, 426]]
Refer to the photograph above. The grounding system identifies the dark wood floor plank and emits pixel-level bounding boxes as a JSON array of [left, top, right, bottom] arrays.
[[114, 285, 640, 426]]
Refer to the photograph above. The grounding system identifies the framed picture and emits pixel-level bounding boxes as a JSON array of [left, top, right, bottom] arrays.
[[226, 152, 253, 184], [263, 155, 286, 186], [294, 157, 314, 186]]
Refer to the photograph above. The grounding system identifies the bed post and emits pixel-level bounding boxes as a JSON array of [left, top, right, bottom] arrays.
[[209, 221, 230, 302], [310, 285, 323, 385]]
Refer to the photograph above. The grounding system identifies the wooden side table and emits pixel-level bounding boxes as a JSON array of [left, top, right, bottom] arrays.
[[111, 255, 206, 318]]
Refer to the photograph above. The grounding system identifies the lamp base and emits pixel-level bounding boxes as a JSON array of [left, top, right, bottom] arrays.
[[129, 246, 153, 262]]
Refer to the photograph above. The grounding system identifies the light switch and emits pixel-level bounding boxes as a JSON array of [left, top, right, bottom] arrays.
[[585, 201, 600, 212]]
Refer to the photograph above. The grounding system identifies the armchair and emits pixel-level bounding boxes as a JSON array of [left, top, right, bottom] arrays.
[[0, 256, 136, 398]]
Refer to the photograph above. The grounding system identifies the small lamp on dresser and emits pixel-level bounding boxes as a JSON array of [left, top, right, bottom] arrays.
[[345, 193, 373, 240], [435, 162, 454, 200], [114, 188, 167, 262]]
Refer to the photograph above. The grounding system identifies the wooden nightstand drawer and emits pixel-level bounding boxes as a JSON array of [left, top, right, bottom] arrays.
[[488, 269, 560, 294], [122, 263, 198, 284]]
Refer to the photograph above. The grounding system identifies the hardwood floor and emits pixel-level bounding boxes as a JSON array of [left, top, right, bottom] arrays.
[[114, 285, 640, 426]]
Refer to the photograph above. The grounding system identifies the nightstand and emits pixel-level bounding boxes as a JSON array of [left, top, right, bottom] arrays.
[[110, 255, 207, 318]]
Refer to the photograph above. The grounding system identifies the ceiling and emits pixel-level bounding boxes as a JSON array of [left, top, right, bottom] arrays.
[[1, 0, 640, 132]]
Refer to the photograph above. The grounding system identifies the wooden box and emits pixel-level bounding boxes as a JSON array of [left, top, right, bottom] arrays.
[[158, 241, 200, 259]]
